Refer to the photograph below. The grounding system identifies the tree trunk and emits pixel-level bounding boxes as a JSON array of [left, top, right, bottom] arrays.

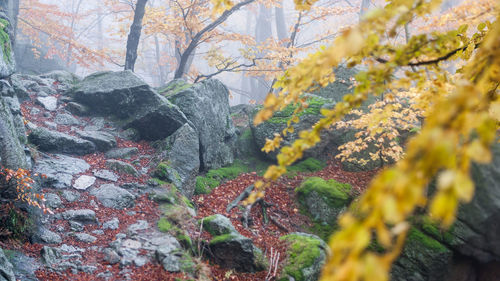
[[253, 3, 273, 101], [275, 1, 287, 42], [125, 0, 148, 72], [154, 35, 165, 86], [173, 0, 256, 79]]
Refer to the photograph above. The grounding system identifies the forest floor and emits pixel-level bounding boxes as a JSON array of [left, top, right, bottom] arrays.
[[1, 77, 378, 280]]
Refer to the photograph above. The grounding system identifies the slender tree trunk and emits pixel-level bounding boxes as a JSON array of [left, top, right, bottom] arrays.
[[125, 0, 148, 71], [173, 0, 256, 79], [275, 1, 287, 42], [253, 3, 273, 101], [154, 35, 165, 85]]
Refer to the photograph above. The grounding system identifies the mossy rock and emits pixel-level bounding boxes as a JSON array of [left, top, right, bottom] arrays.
[[158, 217, 173, 232], [158, 79, 192, 97], [279, 233, 327, 281], [286, 158, 326, 178], [209, 233, 267, 272], [201, 214, 237, 236], [391, 228, 453, 281], [194, 161, 248, 195]]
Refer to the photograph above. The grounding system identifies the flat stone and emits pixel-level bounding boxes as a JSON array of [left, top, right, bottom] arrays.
[[105, 160, 139, 176], [44, 193, 63, 209], [122, 239, 141, 249], [54, 113, 80, 126], [29, 126, 96, 155], [93, 169, 119, 182], [127, 220, 148, 234], [103, 218, 119, 230], [73, 175, 96, 190], [90, 184, 135, 209], [105, 147, 138, 159], [73, 233, 97, 243], [34, 155, 90, 189], [36, 96, 57, 111], [62, 190, 80, 202], [60, 209, 97, 224], [76, 130, 116, 152], [31, 227, 62, 244]]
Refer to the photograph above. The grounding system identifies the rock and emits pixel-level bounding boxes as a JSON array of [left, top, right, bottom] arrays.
[[155, 235, 183, 272], [2, 94, 28, 145], [0, 248, 16, 281], [103, 248, 120, 264], [73, 233, 97, 243], [34, 154, 90, 189], [35, 96, 57, 111], [71, 71, 188, 140], [279, 233, 328, 281], [65, 102, 89, 116], [105, 160, 139, 176], [40, 246, 61, 267], [0, 13, 16, 79], [154, 123, 200, 197], [44, 193, 63, 209], [69, 221, 84, 232], [76, 130, 116, 152], [127, 220, 148, 234], [209, 233, 267, 272], [168, 79, 237, 170], [39, 86, 56, 96], [43, 121, 57, 130], [448, 142, 500, 262], [201, 214, 237, 236], [391, 228, 453, 281], [54, 113, 80, 126], [40, 70, 81, 86], [103, 218, 119, 230], [61, 190, 80, 202], [73, 175, 96, 190], [28, 126, 96, 155], [296, 177, 352, 224], [3, 250, 39, 281], [60, 209, 97, 224], [105, 147, 138, 159], [93, 169, 118, 182], [90, 184, 135, 209], [31, 227, 62, 244], [0, 95, 29, 170]]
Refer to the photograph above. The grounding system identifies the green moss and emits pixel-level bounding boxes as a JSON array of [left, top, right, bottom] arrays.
[[158, 217, 173, 232], [209, 233, 241, 245], [0, 19, 11, 63], [418, 216, 455, 245], [181, 196, 194, 209], [267, 96, 328, 124], [286, 158, 326, 178], [154, 162, 170, 180], [194, 161, 249, 195], [158, 80, 192, 96], [296, 177, 352, 209], [176, 232, 193, 250], [306, 222, 337, 242], [194, 176, 220, 195], [279, 234, 323, 281], [407, 228, 449, 253], [241, 128, 253, 140]]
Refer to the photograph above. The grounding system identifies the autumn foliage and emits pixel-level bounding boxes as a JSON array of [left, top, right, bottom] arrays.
[[213, 0, 500, 280]]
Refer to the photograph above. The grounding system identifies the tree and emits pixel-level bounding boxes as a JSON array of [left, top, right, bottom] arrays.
[[213, 0, 499, 280], [125, 0, 148, 71]]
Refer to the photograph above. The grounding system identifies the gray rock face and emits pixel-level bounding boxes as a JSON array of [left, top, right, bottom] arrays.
[[168, 79, 237, 170], [0, 13, 15, 79], [40, 246, 61, 267], [54, 113, 80, 126], [71, 71, 188, 140], [61, 190, 80, 202], [449, 142, 500, 262], [73, 233, 97, 243], [0, 95, 29, 169], [44, 193, 63, 209], [103, 218, 119, 230], [105, 147, 138, 159], [73, 175, 96, 190], [90, 184, 135, 209], [40, 70, 81, 86], [4, 250, 39, 281], [0, 248, 16, 281], [28, 126, 96, 155], [93, 169, 118, 182], [156, 123, 199, 197], [105, 160, 139, 176], [155, 235, 183, 272], [31, 227, 62, 244], [60, 209, 97, 224], [76, 130, 116, 152], [209, 233, 266, 272], [35, 96, 57, 111], [202, 214, 237, 236], [34, 155, 90, 189]]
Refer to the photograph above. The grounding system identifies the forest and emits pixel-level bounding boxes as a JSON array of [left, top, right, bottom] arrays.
[[0, 0, 499, 280]]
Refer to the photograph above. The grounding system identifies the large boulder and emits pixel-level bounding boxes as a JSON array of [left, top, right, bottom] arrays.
[[251, 95, 348, 162], [34, 154, 90, 189], [71, 71, 188, 141], [279, 233, 327, 281], [0, 12, 15, 78], [0, 248, 15, 281], [0, 94, 28, 169], [28, 126, 96, 155], [167, 79, 237, 170], [447, 142, 500, 262], [154, 123, 199, 197]]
